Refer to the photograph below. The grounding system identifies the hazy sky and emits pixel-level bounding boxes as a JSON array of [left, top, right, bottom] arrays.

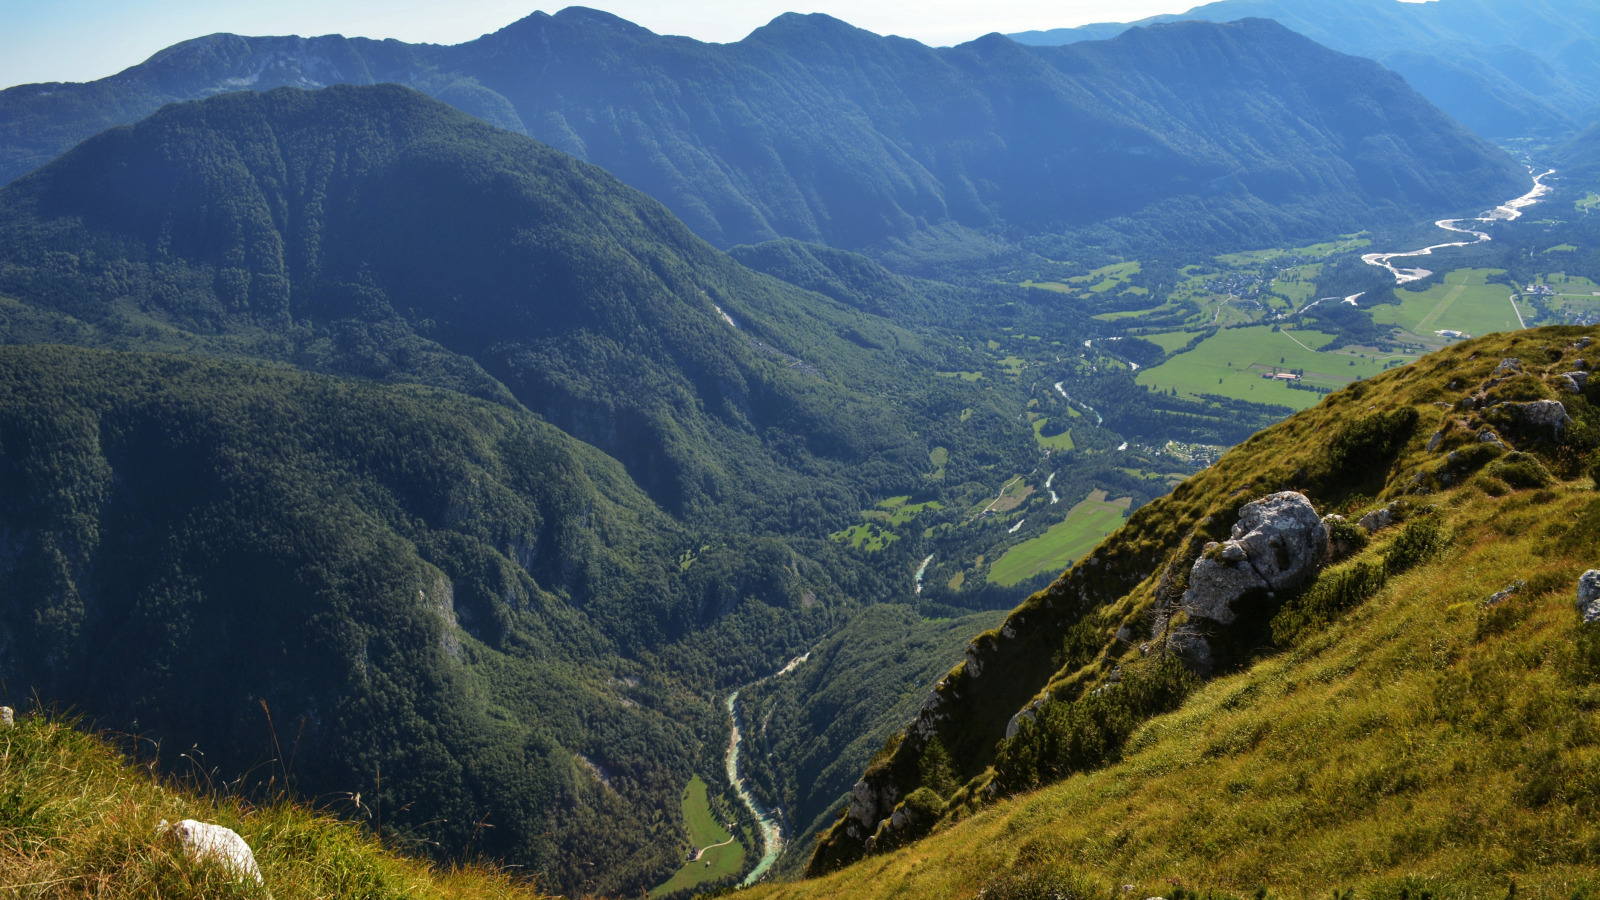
[[0, 0, 1217, 90]]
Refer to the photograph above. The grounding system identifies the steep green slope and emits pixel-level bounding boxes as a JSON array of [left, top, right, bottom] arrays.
[[0, 13, 1524, 257], [756, 474, 1600, 897], [800, 325, 1600, 887], [2, 711, 553, 899], [0, 83, 1010, 528], [1012, 0, 1600, 139]]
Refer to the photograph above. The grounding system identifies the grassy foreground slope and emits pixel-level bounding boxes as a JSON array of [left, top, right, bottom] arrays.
[[785, 326, 1600, 896], [0, 713, 550, 899]]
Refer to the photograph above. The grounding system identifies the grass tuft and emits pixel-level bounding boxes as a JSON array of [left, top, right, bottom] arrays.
[[0, 713, 550, 900]]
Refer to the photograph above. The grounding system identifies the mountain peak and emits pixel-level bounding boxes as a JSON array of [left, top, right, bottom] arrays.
[[550, 6, 657, 35], [744, 11, 880, 47]]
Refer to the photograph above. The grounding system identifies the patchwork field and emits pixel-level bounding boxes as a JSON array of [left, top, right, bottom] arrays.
[[1213, 233, 1369, 265], [652, 775, 746, 897], [1135, 325, 1403, 409], [1020, 261, 1144, 297], [988, 490, 1131, 587]]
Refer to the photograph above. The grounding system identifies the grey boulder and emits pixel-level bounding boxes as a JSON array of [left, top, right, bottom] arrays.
[[1506, 399, 1572, 435], [1182, 492, 1328, 625], [1579, 570, 1600, 625]]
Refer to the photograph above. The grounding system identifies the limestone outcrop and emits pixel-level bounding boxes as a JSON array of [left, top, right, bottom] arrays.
[[1504, 399, 1572, 435], [1181, 492, 1328, 625]]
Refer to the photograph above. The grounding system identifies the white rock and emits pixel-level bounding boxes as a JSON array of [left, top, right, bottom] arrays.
[[1, 707, 11, 728], [160, 819, 263, 885]]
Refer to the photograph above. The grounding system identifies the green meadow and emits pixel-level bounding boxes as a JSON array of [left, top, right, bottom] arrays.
[[1370, 267, 1522, 340], [1020, 261, 1144, 297], [1213, 233, 1369, 265], [868, 496, 943, 525], [1271, 264, 1322, 306], [651, 775, 745, 898], [1534, 272, 1600, 295], [1031, 417, 1075, 451], [988, 490, 1130, 587], [1135, 325, 1401, 408], [1139, 330, 1205, 353]]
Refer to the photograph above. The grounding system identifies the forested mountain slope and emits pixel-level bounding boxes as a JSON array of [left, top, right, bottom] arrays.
[[798, 326, 1600, 890], [0, 83, 1014, 527], [1560, 122, 1600, 179], [0, 13, 1524, 258], [1013, 0, 1600, 140], [0, 345, 715, 895], [0, 84, 1045, 895]]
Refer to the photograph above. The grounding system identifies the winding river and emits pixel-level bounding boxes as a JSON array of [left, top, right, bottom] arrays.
[[1363, 166, 1555, 284], [725, 653, 809, 885]]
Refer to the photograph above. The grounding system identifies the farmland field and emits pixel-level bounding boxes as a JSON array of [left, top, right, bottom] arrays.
[[1135, 325, 1404, 408], [652, 775, 746, 897], [1534, 272, 1600, 295], [1369, 268, 1522, 340], [1141, 330, 1205, 353], [1214, 233, 1369, 265], [1020, 260, 1144, 297], [988, 490, 1131, 586], [1031, 417, 1074, 451]]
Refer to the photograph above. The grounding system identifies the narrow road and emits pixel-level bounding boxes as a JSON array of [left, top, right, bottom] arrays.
[[1279, 329, 1316, 353], [691, 835, 737, 861]]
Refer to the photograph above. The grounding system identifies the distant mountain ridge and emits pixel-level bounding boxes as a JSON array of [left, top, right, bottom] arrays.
[[0, 83, 987, 525], [0, 10, 1524, 257], [1011, 0, 1600, 140]]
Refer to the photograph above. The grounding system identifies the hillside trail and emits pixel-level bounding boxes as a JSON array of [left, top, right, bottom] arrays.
[[691, 834, 737, 861], [1363, 166, 1554, 284]]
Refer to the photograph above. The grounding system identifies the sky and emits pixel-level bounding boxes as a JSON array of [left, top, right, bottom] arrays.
[[0, 0, 1216, 90]]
